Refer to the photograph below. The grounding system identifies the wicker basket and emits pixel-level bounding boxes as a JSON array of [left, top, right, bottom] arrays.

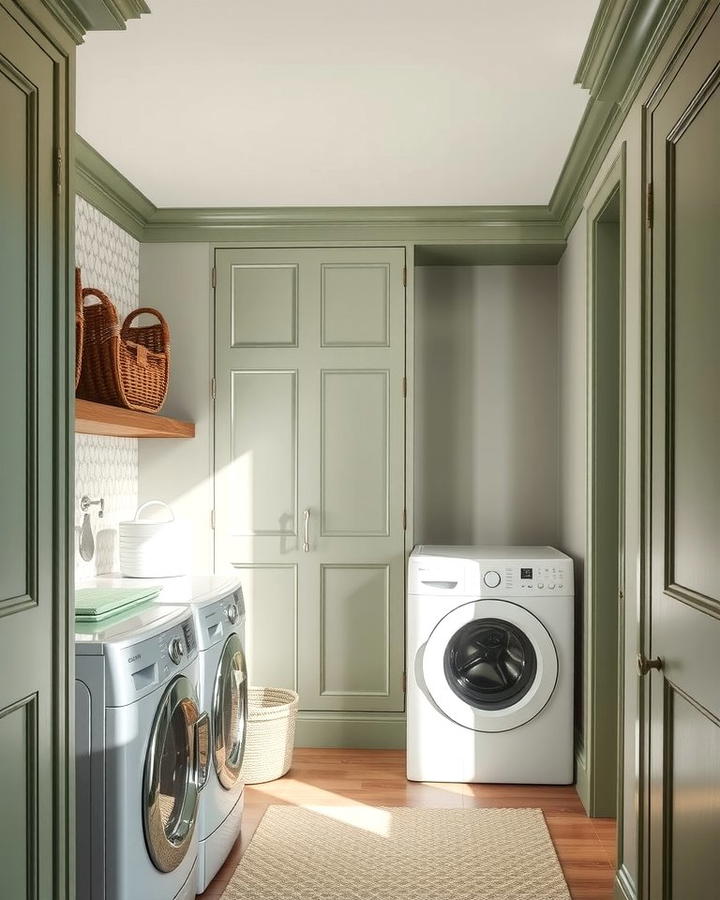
[[77, 289, 171, 413], [240, 687, 299, 784], [74, 268, 84, 388]]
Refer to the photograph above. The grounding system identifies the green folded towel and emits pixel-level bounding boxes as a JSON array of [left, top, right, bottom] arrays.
[[75, 586, 162, 622]]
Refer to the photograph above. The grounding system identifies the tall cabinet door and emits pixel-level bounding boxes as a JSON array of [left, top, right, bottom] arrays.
[[646, 7, 720, 898], [0, 4, 71, 899], [215, 247, 406, 713]]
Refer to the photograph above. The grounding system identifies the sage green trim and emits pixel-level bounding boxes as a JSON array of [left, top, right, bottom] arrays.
[[574, 734, 589, 807], [615, 864, 637, 900], [582, 145, 626, 821], [295, 712, 406, 749], [153, 205, 556, 226], [551, 0, 686, 236], [75, 134, 153, 240], [40, 0, 149, 43], [144, 205, 561, 249], [575, 1, 632, 93]]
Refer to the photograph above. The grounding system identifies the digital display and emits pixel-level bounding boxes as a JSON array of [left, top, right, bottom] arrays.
[[520, 568, 533, 580]]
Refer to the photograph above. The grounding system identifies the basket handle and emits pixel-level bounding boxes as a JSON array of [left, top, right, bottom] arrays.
[[122, 307, 170, 346], [133, 500, 175, 523], [81, 287, 119, 323], [75, 268, 82, 310]]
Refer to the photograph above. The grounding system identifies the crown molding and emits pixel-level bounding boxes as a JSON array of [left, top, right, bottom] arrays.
[[143, 204, 563, 253], [75, 134, 155, 239], [42, 0, 149, 43], [574, 0, 638, 98], [552, 0, 686, 235]]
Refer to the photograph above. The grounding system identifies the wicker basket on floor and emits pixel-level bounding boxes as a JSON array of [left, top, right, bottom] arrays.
[[77, 289, 171, 413], [74, 268, 84, 388], [240, 687, 299, 784]]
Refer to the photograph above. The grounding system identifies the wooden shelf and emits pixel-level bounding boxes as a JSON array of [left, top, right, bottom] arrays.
[[75, 399, 195, 439]]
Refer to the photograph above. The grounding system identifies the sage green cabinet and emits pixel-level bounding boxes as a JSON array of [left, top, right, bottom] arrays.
[[214, 247, 407, 719], [0, 2, 72, 897]]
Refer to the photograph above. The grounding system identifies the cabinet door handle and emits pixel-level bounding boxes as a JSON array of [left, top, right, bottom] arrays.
[[303, 508, 310, 553]]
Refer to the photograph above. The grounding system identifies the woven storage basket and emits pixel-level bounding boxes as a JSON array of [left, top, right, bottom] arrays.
[[240, 687, 299, 784], [74, 268, 84, 388], [77, 289, 171, 413]]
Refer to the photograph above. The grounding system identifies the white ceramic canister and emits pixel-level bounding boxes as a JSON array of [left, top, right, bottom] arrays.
[[119, 500, 191, 577]]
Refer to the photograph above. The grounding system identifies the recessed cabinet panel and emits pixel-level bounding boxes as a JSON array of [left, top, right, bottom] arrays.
[[231, 265, 298, 347], [321, 264, 390, 346], [321, 370, 389, 536], [0, 696, 36, 900], [0, 64, 30, 607], [670, 84, 720, 603], [669, 690, 720, 897], [230, 371, 297, 535], [320, 565, 389, 696], [235, 566, 297, 690]]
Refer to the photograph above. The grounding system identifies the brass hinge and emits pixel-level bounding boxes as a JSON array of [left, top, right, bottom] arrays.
[[211, 266, 217, 289], [402, 376, 407, 398], [55, 149, 62, 195], [210, 377, 216, 400], [646, 183, 653, 229], [402, 266, 407, 287], [402, 508, 407, 530], [210, 509, 216, 530]]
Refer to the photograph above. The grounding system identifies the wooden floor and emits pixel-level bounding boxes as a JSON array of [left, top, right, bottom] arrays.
[[201, 749, 617, 899]]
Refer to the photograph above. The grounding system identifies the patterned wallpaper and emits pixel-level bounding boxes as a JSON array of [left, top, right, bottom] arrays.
[[75, 196, 139, 579]]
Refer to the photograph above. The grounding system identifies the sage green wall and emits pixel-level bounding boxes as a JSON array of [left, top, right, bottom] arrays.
[[414, 266, 559, 547], [557, 4, 710, 894]]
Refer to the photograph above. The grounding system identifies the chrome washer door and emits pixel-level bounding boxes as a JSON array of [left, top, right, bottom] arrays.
[[423, 600, 558, 733], [212, 633, 248, 789], [143, 675, 201, 873]]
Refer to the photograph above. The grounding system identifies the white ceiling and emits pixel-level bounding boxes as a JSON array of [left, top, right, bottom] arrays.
[[76, 0, 599, 208]]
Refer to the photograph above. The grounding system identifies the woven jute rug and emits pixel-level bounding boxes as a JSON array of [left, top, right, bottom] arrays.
[[220, 805, 570, 899]]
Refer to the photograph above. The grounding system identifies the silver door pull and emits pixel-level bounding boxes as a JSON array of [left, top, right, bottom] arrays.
[[303, 508, 310, 552]]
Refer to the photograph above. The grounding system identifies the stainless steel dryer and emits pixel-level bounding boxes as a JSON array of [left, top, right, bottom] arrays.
[[91, 574, 249, 893], [75, 603, 208, 900]]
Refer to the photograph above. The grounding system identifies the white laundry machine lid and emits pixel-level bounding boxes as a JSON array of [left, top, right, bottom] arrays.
[[422, 599, 558, 733]]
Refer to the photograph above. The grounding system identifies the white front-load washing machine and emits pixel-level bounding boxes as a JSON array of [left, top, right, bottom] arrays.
[[407, 545, 574, 784], [75, 603, 208, 900]]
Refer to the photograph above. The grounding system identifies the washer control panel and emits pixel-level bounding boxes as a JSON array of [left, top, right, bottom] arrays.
[[477, 562, 572, 595], [101, 614, 198, 707], [409, 550, 574, 598]]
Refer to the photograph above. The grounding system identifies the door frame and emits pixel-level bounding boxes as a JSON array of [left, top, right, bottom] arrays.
[[578, 145, 627, 821], [209, 240, 414, 746]]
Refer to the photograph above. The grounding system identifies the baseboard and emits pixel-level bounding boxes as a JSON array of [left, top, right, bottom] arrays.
[[615, 864, 637, 900], [295, 712, 406, 749], [575, 741, 590, 814]]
